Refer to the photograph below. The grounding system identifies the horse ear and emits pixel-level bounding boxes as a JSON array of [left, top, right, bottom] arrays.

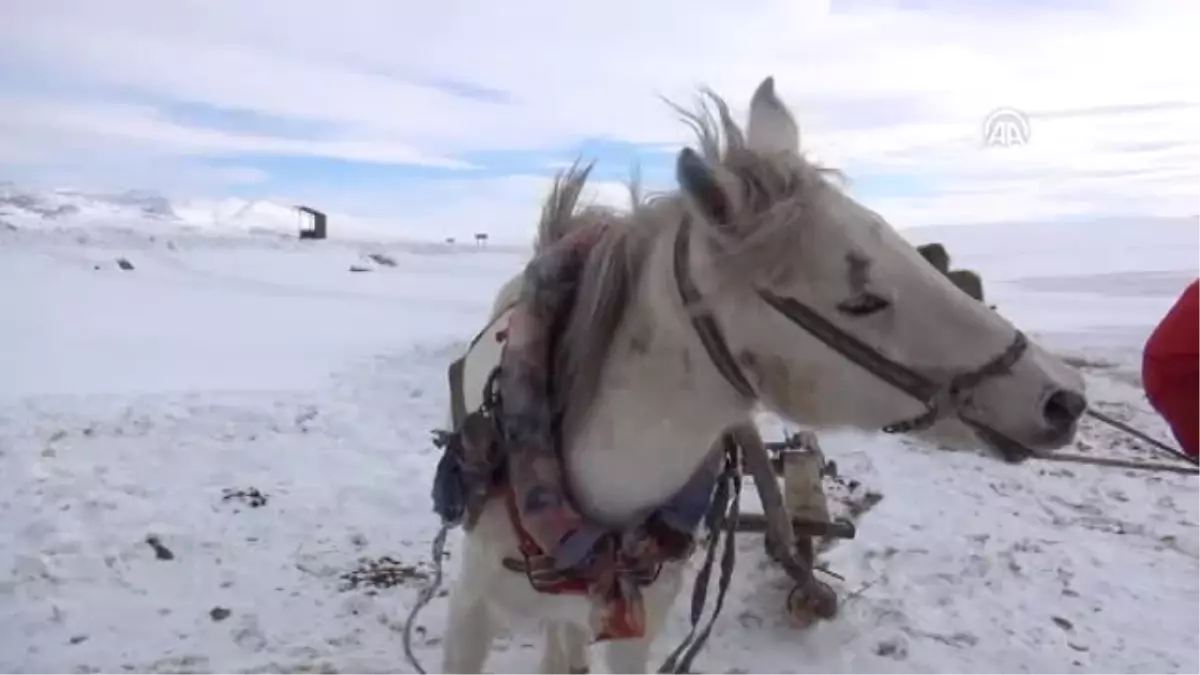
[[676, 147, 736, 230], [747, 76, 800, 153]]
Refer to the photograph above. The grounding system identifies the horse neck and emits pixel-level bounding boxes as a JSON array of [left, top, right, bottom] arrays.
[[563, 224, 752, 526]]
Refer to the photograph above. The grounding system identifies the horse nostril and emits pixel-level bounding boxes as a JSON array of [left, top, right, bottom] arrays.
[[1042, 389, 1086, 431]]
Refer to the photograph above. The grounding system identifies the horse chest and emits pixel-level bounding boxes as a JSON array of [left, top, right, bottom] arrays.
[[558, 326, 737, 521], [564, 366, 735, 524]]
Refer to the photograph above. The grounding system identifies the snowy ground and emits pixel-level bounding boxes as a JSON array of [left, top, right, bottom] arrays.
[[1, 219, 1197, 674]]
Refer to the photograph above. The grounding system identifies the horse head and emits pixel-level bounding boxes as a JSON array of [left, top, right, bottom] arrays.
[[671, 76, 1086, 461]]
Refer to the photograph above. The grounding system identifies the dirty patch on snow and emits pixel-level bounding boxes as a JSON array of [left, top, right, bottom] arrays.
[[0, 346, 457, 674]]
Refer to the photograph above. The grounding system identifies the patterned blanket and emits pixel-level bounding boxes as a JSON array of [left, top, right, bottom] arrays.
[[495, 222, 723, 641]]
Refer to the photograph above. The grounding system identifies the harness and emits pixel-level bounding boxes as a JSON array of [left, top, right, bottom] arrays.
[[422, 220, 742, 668], [672, 215, 1032, 460]]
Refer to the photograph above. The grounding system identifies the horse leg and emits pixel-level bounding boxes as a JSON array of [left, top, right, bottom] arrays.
[[601, 565, 684, 674], [440, 537, 499, 673], [539, 621, 590, 673], [562, 622, 591, 673], [602, 637, 653, 675], [538, 622, 567, 674]]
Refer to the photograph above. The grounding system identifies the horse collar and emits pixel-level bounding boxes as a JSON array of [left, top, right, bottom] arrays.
[[671, 216, 1031, 455]]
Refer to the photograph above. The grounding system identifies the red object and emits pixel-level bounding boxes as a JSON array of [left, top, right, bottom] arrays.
[[1141, 279, 1199, 458]]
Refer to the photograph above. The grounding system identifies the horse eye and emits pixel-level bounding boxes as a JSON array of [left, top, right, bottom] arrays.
[[836, 292, 891, 317]]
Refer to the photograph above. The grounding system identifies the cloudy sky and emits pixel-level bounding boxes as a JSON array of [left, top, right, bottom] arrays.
[[1, 0, 1196, 242]]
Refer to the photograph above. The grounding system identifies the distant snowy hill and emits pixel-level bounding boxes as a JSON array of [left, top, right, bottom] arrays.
[[0, 182, 176, 225], [0, 181, 337, 238], [172, 197, 310, 234], [2, 180, 1196, 264]]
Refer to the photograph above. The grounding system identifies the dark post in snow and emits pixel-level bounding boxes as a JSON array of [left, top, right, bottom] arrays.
[[915, 243, 949, 274], [297, 205, 328, 240], [916, 242, 986, 303], [474, 232, 488, 247]]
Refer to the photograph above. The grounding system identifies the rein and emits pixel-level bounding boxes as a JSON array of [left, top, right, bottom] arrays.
[[661, 216, 1041, 662], [672, 216, 1033, 459]]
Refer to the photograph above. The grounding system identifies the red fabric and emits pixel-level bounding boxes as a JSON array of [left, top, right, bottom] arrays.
[[1142, 279, 1199, 458]]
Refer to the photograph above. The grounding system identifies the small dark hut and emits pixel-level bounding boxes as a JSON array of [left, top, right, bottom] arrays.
[[296, 205, 327, 240]]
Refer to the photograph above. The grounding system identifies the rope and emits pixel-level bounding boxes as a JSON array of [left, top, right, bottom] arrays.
[[673, 461, 741, 674], [1039, 451, 1199, 476], [402, 523, 451, 675], [658, 440, 742, 674], [1085, 407, 1197, 466]]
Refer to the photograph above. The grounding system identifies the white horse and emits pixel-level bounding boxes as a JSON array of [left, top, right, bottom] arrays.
[[440, 76, 1087, 674]]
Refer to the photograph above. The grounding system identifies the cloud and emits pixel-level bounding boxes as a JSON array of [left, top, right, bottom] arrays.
[[0, 98, 471, 167], [0, 0, 1196, 239]]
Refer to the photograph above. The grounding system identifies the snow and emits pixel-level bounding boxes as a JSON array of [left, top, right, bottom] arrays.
[[0, 214, 1196, 674]]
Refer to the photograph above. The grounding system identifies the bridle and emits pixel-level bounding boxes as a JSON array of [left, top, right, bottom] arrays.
[[671, 216, 1036, 462]]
